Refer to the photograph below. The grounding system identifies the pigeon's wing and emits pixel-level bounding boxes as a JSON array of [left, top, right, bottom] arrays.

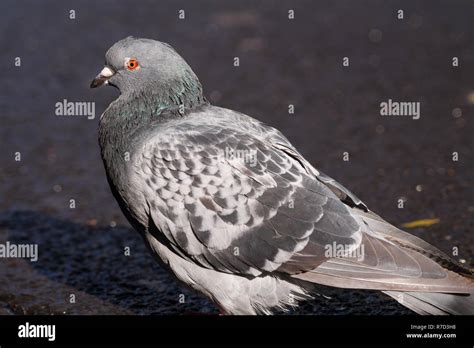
[[251, 123, 473, 293], [250, 126, 473, 294], [134, 114, 472, 295], [134, 119, 363, 277]]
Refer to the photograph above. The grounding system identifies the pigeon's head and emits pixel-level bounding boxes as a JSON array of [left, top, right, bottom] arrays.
[[91, 37, 203, 100]]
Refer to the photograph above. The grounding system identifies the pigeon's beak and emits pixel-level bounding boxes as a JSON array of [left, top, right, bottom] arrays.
[[90, 66, 115, 88]]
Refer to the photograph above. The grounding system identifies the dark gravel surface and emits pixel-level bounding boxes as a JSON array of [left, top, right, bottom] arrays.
[[0, 0, 472, 315]]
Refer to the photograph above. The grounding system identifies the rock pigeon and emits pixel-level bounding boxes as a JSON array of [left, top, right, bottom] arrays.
[[91, 37, 473, 315]]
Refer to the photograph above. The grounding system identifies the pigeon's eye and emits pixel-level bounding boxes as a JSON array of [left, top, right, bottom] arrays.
[[126, 58, 140, 71]]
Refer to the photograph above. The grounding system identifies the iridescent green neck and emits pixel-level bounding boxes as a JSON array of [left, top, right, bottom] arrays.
[[117, 74, 208, 120]]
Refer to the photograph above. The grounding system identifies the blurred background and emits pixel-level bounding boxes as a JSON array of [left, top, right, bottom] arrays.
[[0, 0, 472, 314]]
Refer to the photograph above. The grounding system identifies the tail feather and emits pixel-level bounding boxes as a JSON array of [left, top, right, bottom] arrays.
[[357, 210, 472, 276], [384, 291, 474, 315], [292, 208, 474, 315]]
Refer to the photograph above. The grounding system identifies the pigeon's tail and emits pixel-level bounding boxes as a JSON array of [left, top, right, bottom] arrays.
[[356, 211, 474, 315], [355, 210, 473, 277], [384, 291, 474, 315], [292, 210, 473, 315]]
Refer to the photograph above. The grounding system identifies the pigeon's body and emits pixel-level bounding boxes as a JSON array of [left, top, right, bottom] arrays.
[[93, 37, 473, 315]]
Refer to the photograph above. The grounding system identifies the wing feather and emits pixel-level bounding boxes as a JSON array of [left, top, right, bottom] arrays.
[[134, 115, 362, 276], [131, 109, 472, 299]]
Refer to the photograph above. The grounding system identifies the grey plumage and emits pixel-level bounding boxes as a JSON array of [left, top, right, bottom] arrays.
[[92, 37, 473, 315]]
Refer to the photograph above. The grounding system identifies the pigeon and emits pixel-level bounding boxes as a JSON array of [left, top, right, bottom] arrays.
[[91, 37, 473, 315]]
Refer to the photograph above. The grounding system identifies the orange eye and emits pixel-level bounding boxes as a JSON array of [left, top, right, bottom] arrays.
[[126, 58, 139, 71]]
